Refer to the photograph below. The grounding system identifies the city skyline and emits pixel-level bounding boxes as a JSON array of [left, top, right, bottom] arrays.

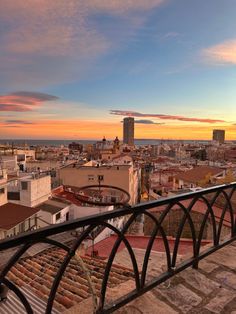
[[0, 1, 236, 140]]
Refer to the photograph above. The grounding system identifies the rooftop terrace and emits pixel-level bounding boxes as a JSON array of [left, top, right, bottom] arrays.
[[0, 182, 236, 313]]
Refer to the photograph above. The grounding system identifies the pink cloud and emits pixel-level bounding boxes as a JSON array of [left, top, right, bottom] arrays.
[[202, 39, 236, 64], [110, 110, 225, 123], [0, 91, 58, 112]]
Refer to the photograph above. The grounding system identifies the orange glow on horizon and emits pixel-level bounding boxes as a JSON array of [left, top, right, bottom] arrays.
[[0, 119, 236, 140]]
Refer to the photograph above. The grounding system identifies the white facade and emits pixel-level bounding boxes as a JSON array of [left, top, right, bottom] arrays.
[[73, 205, 125, 251], [26, 160, 59, 172], [1, 155, 18, 174], [70, 204, 113, 220], [0, 213, 39, 240], [0, 169, 7, 206], [37, 199, 70, 228], [17, 149, 35, 160], [8, 174, 51, 207], [111, 155, 133, 165]]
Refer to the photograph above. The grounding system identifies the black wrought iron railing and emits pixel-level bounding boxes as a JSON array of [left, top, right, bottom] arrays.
[[0, 183, 236, 313]]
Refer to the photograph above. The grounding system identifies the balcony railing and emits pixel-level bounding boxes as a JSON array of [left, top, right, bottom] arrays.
[[0, 183, 236, 313]]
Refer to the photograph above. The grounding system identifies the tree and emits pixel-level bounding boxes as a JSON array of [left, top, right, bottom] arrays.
[[217, 169, 236, 185], [198, 173, 213, 187]]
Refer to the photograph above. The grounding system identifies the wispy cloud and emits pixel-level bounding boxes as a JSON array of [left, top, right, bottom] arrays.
[[135, 119, 164, 125], [202, 39, 236, 65], [0, 119, 36, 128], [161, 32, 181, 40], [121, 119, 164, 124], [4, 120, 35, 125], [110, 110, 225, 123], [0, 1, 165, 88], [0, 91, 58, 112], [86, 1, 164, 13]]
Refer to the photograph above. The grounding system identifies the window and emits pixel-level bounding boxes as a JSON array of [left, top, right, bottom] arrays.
[[0, 188, 5, 194], [98, 175, 104, 182], [8, 192, 20, 200], [19, 223, 25, 233], [88, 175, 94, 181], [55, 212, 61, 220], [21, 181, 28, 190]]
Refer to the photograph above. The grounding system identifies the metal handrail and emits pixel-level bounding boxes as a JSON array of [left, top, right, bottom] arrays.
[[0, 182, 236, 313]]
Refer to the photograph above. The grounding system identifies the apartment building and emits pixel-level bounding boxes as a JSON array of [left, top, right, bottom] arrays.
[[59, 161, 139, 205]]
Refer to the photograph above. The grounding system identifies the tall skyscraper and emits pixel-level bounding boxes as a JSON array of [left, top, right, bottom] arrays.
[[212, 129, 225, 144], [123, 117, 134, 146]]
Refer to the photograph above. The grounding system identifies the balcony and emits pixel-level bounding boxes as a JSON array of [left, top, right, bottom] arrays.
[[0, 183, 236, 313]]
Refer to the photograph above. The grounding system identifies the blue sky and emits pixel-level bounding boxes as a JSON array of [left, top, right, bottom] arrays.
[[0, 0, 236, 139]]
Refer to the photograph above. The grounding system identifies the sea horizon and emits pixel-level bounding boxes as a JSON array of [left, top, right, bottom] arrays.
[[0, 138, 226, 147]]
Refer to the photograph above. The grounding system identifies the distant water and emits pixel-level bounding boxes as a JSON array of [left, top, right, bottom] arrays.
[[0, 138, 213, 147], [0, 139, 96, 147]]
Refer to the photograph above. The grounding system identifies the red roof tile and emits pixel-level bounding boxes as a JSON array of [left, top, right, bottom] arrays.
[[7, 245, 134, 311], [174, 166, 223, 183]]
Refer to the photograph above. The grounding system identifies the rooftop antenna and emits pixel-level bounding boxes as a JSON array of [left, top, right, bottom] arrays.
[[12, 142, 14, 155], [0, 156, 3, 170]]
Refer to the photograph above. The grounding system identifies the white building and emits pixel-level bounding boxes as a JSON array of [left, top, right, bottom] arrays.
[[7, 173, 51, 207], [36, 198, 70, 227], [0, 169, 7, 206], [111, 155, 133, 165], [0, 203, 41, 240], [16, 149, 35, 161], [0, 155, 18, 175], [70, 204, 113, 220]]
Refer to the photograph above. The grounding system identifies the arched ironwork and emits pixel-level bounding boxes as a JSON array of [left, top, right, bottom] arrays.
[[0, 183, 236, 313], [75, 184, 130, 206]]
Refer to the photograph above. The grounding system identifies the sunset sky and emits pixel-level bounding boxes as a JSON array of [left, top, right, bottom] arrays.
[[0, 0, 236, 140]]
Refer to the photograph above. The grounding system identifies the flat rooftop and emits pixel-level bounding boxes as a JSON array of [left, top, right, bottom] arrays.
[[36, 199, 69, 214]]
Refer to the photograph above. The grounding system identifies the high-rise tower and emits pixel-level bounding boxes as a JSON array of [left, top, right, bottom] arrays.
[[123, 117, 134, 146], [212, 129, 225, 144]]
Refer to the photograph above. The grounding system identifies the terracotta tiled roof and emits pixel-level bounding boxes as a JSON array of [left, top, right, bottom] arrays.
[[0, 203, 40, 230], [6, 246, 134, 312], [61, 240, 236, 314], [175, 166, 223, 183]]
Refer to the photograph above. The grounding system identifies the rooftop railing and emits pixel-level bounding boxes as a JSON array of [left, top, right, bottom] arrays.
[[0, 183, 236, 313]]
